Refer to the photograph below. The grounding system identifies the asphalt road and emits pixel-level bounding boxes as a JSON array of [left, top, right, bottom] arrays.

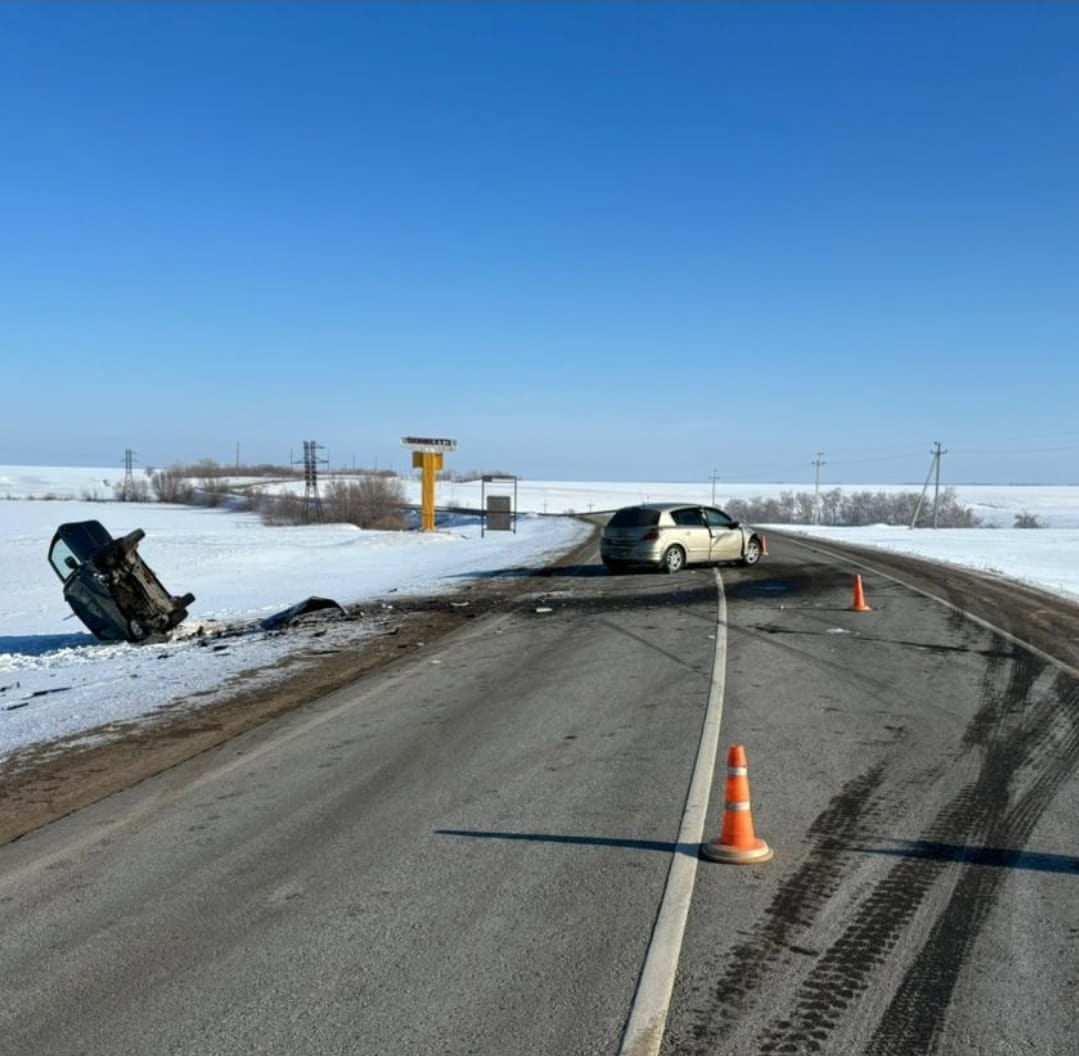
[[1, 534, 1077, 1055]]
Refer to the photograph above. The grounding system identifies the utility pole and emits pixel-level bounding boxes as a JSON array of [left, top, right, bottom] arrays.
[[811, 451, 826, 524], [235, 442, 240, 470], [911, 441, 947, 528], [710, 468, 719, 506], [931, 440, 947, 528], [122, 448, 136, 501]]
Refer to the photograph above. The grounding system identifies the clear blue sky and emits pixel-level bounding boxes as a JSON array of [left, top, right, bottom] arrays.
[[2, 2, 1077, 483]]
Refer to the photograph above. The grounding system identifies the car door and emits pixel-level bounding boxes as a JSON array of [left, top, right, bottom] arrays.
[[704, 507, 743, 562], [669, 507, 711, 564]]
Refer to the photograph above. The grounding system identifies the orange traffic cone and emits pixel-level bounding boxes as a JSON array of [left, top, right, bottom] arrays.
[[760, 534, 769, 557], [700, 745, 773, 864], [851, 574, 872, 613]]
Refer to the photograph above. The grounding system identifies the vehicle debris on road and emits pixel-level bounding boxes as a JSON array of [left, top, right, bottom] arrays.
[[260, 596, 347, 631]]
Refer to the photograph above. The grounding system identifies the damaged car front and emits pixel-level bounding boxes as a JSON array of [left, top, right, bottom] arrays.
[[47, 520, 195, 643]]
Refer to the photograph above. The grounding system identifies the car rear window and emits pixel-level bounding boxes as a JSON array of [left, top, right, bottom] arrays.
[[609, 507, 661, 528], [671, 507, 707, 527]]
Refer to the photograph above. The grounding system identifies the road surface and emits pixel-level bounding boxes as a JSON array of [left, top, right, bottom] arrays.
[[1, 533, 1076, 1055]]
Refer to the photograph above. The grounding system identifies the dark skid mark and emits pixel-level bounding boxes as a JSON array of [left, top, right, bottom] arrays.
[[682, 764, 889, 1052], [748, 624, 1014, 660], [727, 568, 852, 602]]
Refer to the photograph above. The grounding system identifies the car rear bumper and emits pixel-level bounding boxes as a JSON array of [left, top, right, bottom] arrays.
[[600, 539, 664, 564]]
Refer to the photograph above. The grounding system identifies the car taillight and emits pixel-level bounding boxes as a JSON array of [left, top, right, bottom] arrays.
[[642, 528, 660, 542]]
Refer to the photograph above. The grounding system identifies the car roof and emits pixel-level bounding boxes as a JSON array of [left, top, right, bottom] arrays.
[[630, 502, 711, 512]]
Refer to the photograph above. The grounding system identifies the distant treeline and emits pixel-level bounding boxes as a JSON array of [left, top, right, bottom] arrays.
[[728, 487, 980, 528]]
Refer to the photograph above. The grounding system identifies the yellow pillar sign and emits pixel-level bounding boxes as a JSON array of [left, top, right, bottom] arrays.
[[402, 437, 457, 532]]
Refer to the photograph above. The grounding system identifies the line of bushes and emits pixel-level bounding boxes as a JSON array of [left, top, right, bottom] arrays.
[[250, 476, 408, 530], [727, 487, 981, 528]]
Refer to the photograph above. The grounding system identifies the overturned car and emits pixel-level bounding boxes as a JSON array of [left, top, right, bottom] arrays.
[[48, 521, 195, 643]]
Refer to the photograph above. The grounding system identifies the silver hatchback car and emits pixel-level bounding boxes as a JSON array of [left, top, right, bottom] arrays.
[[600, 503, 765, 574]]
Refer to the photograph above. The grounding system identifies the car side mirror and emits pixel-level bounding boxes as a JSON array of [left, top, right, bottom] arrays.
[[729, 521, 740, 530], [65, 556, 79, 571]]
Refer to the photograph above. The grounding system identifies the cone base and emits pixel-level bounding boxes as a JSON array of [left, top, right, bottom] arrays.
[[851, 604, 872, 613], [700, 837, 773, 865]]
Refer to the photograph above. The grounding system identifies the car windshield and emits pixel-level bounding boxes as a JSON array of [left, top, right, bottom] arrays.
[[609, 507, 660, 528]]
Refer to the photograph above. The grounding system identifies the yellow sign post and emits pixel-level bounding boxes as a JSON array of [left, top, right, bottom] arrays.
[[402, 437, 457, 532]]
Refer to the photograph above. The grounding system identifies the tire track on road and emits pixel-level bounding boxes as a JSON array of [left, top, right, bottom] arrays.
[[865, 669, 1079, 1056], [681, 762, 890, 1051], [754, 646, 1072, 1055]]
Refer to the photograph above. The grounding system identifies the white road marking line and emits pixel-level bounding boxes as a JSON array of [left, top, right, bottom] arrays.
[[617, 567, 728, 1056], [782, 535, 1079, 682]]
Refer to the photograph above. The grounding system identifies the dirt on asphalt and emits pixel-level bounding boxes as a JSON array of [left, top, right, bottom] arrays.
[[0, 523, 600, 847]]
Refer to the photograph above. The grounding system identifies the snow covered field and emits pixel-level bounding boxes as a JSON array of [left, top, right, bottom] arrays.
[[1, 465, 121, 501], [0, 499, 587, 761], [6, 466, 1079, 528], [401, 478, 1079, 529]]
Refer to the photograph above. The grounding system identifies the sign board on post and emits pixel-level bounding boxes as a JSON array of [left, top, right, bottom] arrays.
[[402, 437, 457, 532], [486, 495, 512, 532]]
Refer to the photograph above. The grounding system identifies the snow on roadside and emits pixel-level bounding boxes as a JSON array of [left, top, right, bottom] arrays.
[[773, 525, 1079, 605], [0, 501, 589, 761]]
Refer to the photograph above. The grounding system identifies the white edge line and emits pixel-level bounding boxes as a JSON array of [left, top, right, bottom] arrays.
[[617, 567, 728, 1056], [780, 533, 1079, 682]]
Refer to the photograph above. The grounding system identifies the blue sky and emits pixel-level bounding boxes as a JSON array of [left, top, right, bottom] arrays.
[[2, 2, 1077, 483]]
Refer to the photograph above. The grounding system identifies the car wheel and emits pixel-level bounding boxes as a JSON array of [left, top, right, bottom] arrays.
[[661, 545, 686, 574], [742, 538, 762, 566], [603, 559, 627, 574]]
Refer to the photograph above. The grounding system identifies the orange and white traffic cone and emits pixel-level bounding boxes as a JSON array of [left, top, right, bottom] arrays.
[[760, 534, 769, 557], [851, 574, 872, 613], [700, 745, 773, 864]]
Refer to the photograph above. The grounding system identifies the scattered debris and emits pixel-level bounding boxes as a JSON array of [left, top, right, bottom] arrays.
[[260, 596, 346, 631], [535, 607, 554, 614]]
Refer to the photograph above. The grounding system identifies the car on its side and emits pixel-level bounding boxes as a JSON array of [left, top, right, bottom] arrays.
[[47, 520, 195, 643], [600, 503, 764, 574]]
